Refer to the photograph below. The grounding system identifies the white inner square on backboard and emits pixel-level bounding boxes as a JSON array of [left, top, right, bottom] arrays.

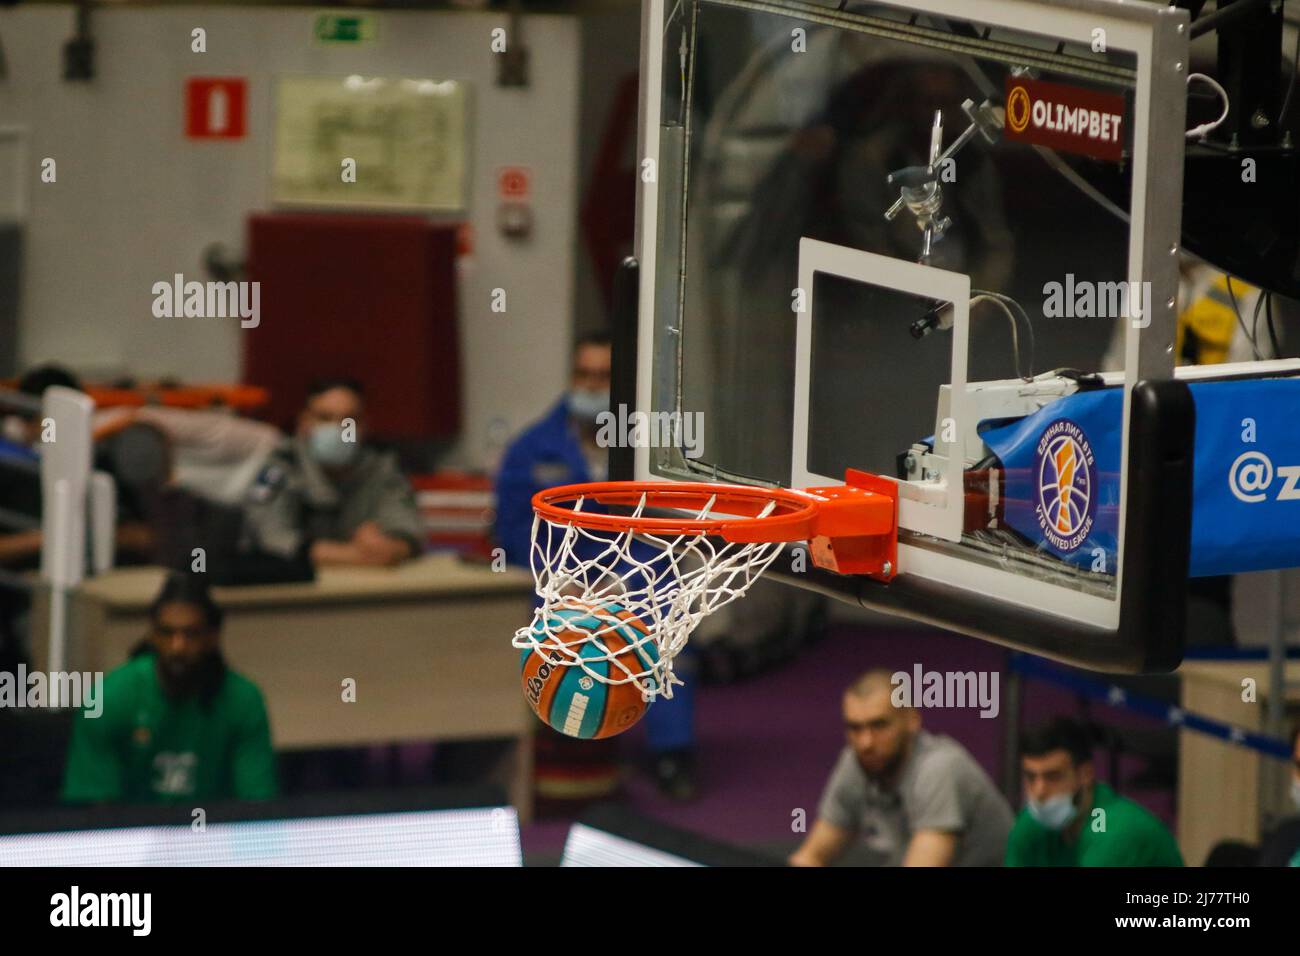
[[793, 238, 970, 542]]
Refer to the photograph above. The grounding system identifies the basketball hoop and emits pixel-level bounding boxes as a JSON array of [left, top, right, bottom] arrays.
[[511, 471, 898, 701]]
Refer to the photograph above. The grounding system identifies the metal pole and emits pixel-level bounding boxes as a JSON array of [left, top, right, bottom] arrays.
[[1261, 569, 1288, 831], [47, 478, 70, 678], [1002, 663, 1023, 804]]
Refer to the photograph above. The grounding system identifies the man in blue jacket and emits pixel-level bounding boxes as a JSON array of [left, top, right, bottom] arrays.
[[495, 332, 697, 799]]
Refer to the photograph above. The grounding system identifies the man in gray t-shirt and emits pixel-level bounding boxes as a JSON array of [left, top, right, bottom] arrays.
[[790, 669, 1013, 866]]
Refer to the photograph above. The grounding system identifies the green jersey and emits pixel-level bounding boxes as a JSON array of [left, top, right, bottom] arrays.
[[1005, 782, 1183, 866], [62, 652, 277, 804]]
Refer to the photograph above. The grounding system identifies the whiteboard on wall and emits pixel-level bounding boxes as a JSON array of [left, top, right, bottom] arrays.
[[271, 74, 469, 212]]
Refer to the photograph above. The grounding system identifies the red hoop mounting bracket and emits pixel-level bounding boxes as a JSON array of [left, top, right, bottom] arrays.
[[803, 469, 898, 581]]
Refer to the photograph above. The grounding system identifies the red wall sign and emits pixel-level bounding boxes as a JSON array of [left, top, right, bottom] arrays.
[[186, 78, 247, 140], [497, 166, 531, 199], [1004, 76, 1126, 161]]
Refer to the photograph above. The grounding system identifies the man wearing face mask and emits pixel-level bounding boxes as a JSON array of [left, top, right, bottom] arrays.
[[62, 572, 277, 804], [1005, 717, 1183, 866], [495, 332, 615, 567], [494, 333, 699, 799], [242, 377, 422, 568]]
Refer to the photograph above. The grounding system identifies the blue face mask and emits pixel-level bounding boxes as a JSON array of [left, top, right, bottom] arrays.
[[568, 388, 609, 423], [308, 422, 360, 468], [1027, 791, 1079, 831]]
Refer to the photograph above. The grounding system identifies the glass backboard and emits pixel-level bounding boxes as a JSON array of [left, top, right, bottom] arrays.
[[626, 0, 1194, 670]]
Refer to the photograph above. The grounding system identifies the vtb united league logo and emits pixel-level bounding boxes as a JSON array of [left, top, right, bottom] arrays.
[[1035, 419, 1097, 553]]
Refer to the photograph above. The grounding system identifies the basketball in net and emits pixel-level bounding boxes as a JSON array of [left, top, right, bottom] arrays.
[[513, 480, 845, 740], [519, 600, 660, 739]]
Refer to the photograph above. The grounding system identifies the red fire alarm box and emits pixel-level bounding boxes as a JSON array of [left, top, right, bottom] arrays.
[[186, 78, 247, 140]]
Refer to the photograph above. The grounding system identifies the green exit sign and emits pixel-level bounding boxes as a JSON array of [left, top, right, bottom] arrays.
[[314, 13, 378, 45]]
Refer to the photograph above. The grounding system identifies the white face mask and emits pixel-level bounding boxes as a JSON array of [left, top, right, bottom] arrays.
[[307, 422, 360, 468], [568, 388, 609, 423], [1027, 791, 1079, 831]]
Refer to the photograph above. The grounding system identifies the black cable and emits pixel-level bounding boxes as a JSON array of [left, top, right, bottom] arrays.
[[1191, 0, 1275, 40], [1250, 284, 1267, 354], [1266, 293, 1283, 357], [1279, 15, 1300, 130], [1225, 276, 1263, 360]]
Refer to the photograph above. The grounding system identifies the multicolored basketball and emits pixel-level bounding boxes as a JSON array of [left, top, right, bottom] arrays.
[[520, 602, 659, 739]]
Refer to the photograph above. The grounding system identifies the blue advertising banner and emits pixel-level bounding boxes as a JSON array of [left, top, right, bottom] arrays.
[[978, 378, 1300, 577]]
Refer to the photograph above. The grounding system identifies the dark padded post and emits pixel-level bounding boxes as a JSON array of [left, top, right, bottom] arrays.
[[609, 257, 639, 482]]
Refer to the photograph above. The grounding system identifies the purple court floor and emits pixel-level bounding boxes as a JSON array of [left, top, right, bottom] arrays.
[[521, 622, 1177, 863]]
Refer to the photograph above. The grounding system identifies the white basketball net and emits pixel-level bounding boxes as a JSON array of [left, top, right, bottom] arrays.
[[511, 490, 788, 701]]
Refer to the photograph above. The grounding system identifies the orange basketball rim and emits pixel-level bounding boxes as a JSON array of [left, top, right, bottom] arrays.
[[530, 468, 899, 579]]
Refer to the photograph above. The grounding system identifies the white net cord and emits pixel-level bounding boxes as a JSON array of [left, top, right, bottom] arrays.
[[511, 490, 787, 700]]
